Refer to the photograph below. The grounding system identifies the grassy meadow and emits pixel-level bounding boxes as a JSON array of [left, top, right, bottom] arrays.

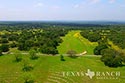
[[57, 31, 98, 54], [0, 30, 125, 83], [0, 54, 125, 83]]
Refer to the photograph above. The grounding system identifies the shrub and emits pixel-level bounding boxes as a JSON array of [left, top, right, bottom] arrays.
[[94, 44, 108, 55], [67, 50, 77, 58], [22, 60, 33, 72], [60, 55, 65, 61], [0, 44, 9, 52], [10, 42, 17, 48], [29, 49, 38, 60], [14, 53, 22, 62], [121, 52, 125, 64], [23, 73, 35, 83], [40, 46, 58, 55], [0, 38, 8, 43], [0, 50, 2, 56]]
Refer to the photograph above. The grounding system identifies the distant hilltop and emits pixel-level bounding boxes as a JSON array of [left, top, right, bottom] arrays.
[[0, 21, 125, 25]]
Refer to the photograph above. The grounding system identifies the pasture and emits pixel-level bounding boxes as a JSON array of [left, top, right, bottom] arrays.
[[0, 54, 125, 83], [57, 31, 98, 54]]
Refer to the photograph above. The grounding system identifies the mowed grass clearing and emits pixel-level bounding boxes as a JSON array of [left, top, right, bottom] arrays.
[[57, 30, 98, 54], [0, 54, 125, 83]]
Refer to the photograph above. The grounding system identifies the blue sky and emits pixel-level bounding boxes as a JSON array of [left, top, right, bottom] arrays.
[[0, 0, 125, 21]]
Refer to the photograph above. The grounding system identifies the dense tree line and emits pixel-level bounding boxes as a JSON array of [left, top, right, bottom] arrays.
[[16, 28, 68, 54], [108, 30, 125, 49], [0, 27, 68, 55], [80, 30, 101, 42]]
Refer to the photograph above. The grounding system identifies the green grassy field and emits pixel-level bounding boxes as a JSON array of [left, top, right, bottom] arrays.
[[0, 30, 125, 83], [57, 31, 98, 54], [0, 54, 125, 83]]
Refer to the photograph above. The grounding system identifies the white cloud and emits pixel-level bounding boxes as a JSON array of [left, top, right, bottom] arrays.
[[90, 0, 100, 4], [34, 2, 44, 7], [73, 1, 86, 9], [52, 6, 60, 9], [74, 4, 80, 8], [73, 0, 100, 8], [109, 0, 116, 4]]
